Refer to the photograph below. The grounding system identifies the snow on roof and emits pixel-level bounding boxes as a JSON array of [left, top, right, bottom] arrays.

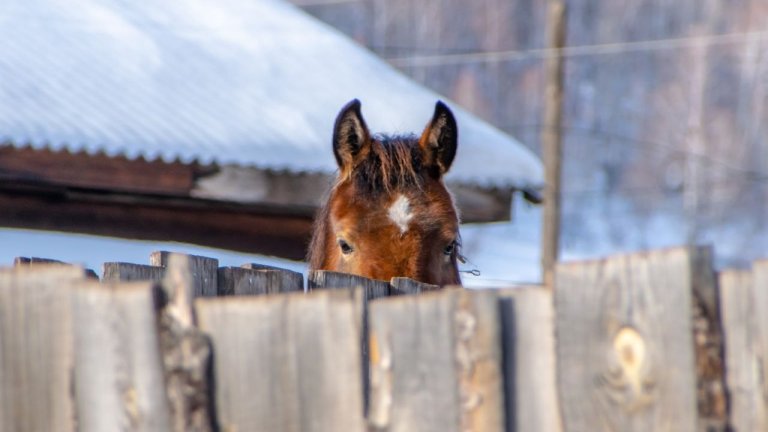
[[0, 0, 543, 189]]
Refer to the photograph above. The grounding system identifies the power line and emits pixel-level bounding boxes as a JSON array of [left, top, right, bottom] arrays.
[[386, 30, 768, 67], [292, 0, 360, 6], [558, 177, 760, 200], [506, 123, 768, 181]]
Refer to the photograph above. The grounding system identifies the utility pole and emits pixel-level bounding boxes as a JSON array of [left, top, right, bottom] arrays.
[[684, 28, 706, 246], [541, 0, 567, 289]]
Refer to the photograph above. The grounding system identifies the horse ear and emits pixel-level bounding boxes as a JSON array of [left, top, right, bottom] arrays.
[[419, 101, 458, 178], [333, 99, 370, 172]]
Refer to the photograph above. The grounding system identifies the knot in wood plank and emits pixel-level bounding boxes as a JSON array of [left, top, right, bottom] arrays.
[[602, 326, 656, 412], [613, 327, 645, 392]]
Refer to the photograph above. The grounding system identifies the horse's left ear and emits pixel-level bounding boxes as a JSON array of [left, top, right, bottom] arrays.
[[419, 101, 458, 178]]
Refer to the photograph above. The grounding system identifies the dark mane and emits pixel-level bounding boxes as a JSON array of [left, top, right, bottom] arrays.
[[352, 134, 424, 194], [307, 193, 330, 270]]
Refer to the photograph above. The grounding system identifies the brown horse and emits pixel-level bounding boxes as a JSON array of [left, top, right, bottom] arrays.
[[308, 99, 462, 286]]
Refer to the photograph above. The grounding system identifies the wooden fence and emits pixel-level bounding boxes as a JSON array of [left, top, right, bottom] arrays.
[[0, 245, 764, 431]]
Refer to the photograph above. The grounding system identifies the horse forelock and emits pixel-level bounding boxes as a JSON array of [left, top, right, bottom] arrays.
[[350, 134, 424, 194]]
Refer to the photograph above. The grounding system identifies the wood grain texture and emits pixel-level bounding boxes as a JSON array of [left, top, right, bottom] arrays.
[[0, 190, 314, 260], [195, 290, 365, 432], [308, 270, 390, 415], [389, 277, 439, 295], [14, 256, 65, 265], [308, 270, 390, 298], [446, 183, 514, 222], [192, 166, 331, 208], [719, 269, 767, 432], [540, 0, 566, 288], [157, 253, 214, 431], [192, 166, 514, 223], [71, 281, 172, 432], [0, 265, 88, 432], [151, 251, 218, 298], [688, 247, 728, 431], [0, 145, 195, 195], [555, 247, 705, 432], [102, 262, 165, 282], [753, 261, 768, 430], [498, 287, 562, 432], [218, 266, 303, 296], [14, 256, 99, 279], [368, 289, 505, 432]]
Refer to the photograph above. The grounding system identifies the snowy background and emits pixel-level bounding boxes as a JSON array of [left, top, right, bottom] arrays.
[[0, 193, 544, 288], [3, 0, 765, 284]]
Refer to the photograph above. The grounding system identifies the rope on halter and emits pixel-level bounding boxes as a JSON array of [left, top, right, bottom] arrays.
[[457, 253, 481, 276]]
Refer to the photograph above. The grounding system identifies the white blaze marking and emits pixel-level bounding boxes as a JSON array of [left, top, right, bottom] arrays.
[[388, 194, 413, 234]]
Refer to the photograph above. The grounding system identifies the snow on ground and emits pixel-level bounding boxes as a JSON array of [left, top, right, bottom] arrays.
[[0, 222, 538, 288], [3, 193, 754, 288], [0, 195, 543, 289], [0, 194, 540, 288], [458, 196, 542, 288]]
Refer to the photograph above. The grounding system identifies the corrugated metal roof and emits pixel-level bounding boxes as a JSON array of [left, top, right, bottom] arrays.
[[0, 0, 543, 189]]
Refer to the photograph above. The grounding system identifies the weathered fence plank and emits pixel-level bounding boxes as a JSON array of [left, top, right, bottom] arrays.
[[389, 277, 439, 295], [688, 248, 728, 432], [719, 269, 767, 432], [554, 247, 725, 432], [241, 263, 304, 288], [241, 262, 304, 274], [195, 290, 365, 432], [308, 270, 390, 414], [218, 265, 303, 296], [13, 256, 63, 265], [7, 246, 762, 431], [159, 254, 214, 432], [15, 256, 99, 279], [0, 265, 88, 432], [368, 289, 505, 432], [308, 270, 390, 297], [102, 262, 164, 282], [150, 251, 218, 297], [751, 261, 768, 429], [498, 296, 517, 432], [71, 281, 172, 432], [498, 287, 562, 432]]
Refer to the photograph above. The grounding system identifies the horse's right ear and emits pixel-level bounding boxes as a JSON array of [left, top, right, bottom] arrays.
[[333, 99, 370, 173]]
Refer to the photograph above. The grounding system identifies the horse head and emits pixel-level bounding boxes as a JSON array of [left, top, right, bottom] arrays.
[[308, 99, 462, 286]]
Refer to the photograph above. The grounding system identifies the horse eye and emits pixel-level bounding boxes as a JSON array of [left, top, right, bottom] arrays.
[[338, 239, 354, 255], [443, 241, 456, 256]]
